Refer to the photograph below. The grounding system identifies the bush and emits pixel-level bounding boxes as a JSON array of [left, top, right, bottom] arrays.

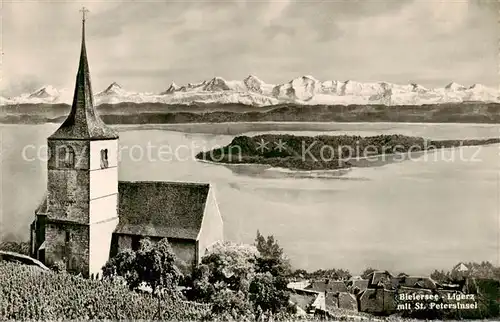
[[0, 241, 30, 255], [189, 232, 293, 319], [50, 260, 66, 273], [102, 238, 182, 294]]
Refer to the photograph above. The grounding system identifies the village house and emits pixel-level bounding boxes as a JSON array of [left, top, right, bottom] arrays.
[[288, 269, 479, 317], [29, 16, 223, 277], [288, 278, 361, 316]]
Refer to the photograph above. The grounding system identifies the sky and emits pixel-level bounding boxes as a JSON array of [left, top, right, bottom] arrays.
[[1, 0, 499, 96]]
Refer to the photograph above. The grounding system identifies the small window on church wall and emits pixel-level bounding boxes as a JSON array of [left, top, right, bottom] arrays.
[[100, 149, 109, 169], [57, 145, 75, 168], [65, 231, 71, 243]]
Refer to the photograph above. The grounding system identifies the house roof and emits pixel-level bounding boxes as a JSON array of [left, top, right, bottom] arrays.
[[115, 181, 211, 240], [49, 17, 117, 140], [352, 279, 369, 291], [394, 276, 437, 289], [289, 293, 316, 312], [453, 262, 469, 272], [308, 279, 348, 293], [368, 270, 394, 286]]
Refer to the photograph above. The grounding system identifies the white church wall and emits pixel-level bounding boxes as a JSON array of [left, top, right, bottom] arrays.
[[197, 186, 224, 262], [89, 194, 118, 224], [89, 140, 118, 170], [89, 167, 118, 200], [89, 217, 119, 278]]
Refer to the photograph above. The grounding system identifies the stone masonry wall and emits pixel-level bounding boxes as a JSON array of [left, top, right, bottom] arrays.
[[45, 222, 90, 276], [47, 139, 91, 225]]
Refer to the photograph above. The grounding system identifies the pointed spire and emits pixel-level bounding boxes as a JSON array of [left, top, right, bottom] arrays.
[[49, 8, 118, 140]]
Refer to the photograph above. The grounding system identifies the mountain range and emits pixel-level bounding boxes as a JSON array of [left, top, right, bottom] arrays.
[[2, 75, 499, 107]]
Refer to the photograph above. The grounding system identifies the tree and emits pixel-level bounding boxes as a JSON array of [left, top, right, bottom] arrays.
[[289, 269, 308, 280], [102, 248, 138, 288], [254, 230, 291, 277], [249, 272, 292, 314], [430, 269, 450, 284], [253, 231, 292, 315], [189, 237, 295, 319], [255, 231, 284, 259], [307, 268, 352, 281], [51, 260, 67, 273], [189, 241, 259, 319], [136, 238, 182, 293], [466, 261, 500, 280], [0, 241, 30, 255], [190, 242, 259, 299], [334, 268, 352, 280], [361, 267, 376, 280], [102, 238, 182, 294]]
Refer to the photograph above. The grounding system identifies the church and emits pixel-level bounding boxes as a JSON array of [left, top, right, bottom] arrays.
[[29, 13, 224, 277]]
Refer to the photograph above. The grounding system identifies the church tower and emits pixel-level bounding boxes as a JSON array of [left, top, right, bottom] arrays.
[[34, 9, 119, 277]]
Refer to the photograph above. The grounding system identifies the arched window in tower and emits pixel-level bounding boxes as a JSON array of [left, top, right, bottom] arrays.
[[57, 145, 75, 168], [100, 149, 109, 168]]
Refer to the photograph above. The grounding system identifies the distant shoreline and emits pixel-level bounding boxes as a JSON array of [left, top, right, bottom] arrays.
[[114, 120, 500, 127], [2, 102, 500, 124]]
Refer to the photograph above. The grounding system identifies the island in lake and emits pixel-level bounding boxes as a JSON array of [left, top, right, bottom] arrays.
[[196, 134, 500, 171]]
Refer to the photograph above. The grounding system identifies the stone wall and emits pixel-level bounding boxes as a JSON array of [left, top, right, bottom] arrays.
[[45, 222, 90, 276], [47, 169, 90, 224], [47, 140, 90, 170], [45, 139, 119, 277], [47, 139, 90, 224]]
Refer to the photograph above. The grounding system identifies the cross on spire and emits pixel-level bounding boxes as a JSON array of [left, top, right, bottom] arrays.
[[80, 7, 89, 22]]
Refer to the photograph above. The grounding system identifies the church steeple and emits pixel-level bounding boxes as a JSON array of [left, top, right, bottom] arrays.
[[49, 8, 118, 140]]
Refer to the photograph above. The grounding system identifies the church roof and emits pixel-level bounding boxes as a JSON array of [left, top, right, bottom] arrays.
[[49, 15, 118, 141], [115, 181, 211, 240], [35, 193, 48, 215]]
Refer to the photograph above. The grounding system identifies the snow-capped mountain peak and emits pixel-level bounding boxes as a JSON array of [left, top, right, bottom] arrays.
[[410, 83, 427, 93], [3, 76, 500, 107], [301, 75, 318, 81], [161, 82, 180, 94], [29, 85, 60, 98], [469, 83, 486, 90], [445, 82, 466, 91], [203, 77, 232, 91], [98, 82, 126, 96], [244, 74, 263, 82], [244, 75, 268, 94]]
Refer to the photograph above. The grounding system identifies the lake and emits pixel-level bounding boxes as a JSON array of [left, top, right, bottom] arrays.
[[1, 122, 499, 275]]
